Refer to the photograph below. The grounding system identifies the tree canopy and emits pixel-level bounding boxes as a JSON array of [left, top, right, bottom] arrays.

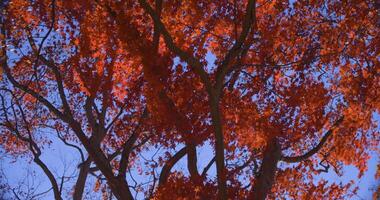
[[0, 0, 379, 199]]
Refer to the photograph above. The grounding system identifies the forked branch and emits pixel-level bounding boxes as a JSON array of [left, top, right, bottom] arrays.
[[138, 0, 212, 91]]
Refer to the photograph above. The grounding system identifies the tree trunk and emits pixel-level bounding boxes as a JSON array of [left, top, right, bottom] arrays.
[[209, 94, 227, 200], [250, 138, 281, 200], [73, 158, 91, 200]]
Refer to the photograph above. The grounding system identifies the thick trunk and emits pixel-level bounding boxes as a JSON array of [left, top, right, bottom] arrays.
[[69, 123, 133, 200], [85, 152, 133, 200], [250, 138, 281, 200], [109, 177, 134, 200], [209, 95, 227, 200], [73, 158, 91, 200]]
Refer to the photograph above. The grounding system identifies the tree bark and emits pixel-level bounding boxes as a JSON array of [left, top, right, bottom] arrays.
[[209, 94, 227, 200], [73, 158, 91, 200], [250, 138, 281, 200]]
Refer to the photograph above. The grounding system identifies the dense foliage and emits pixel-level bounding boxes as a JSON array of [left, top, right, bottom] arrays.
[[0, 0, 379, 199]]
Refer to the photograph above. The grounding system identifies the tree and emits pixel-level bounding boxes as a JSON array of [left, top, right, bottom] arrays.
[[0, 0, 379, 199]]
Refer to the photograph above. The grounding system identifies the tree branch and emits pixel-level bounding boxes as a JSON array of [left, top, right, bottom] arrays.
[[159, 147, 187, 185], [118, 108, 148, 178], [215, 0, 256, 93], [73, 157, 91, 200], [56, 128, 85, 163], [138, 0, 212, 92], [201, 156, 215, 177], [0, 92, 62, 200], [1, 21, 66, 122], [281, 117, 344, 163]]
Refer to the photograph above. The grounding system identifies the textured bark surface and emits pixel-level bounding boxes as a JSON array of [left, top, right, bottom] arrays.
[[250, 138, 281, 200]]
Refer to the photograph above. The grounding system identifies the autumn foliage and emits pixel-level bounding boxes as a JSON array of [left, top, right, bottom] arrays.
[[0, 0, 379, 199]]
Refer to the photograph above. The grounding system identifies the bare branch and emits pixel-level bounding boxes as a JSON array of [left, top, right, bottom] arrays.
[[56, 128, 85, 163], [201, 156, 215, 177]]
